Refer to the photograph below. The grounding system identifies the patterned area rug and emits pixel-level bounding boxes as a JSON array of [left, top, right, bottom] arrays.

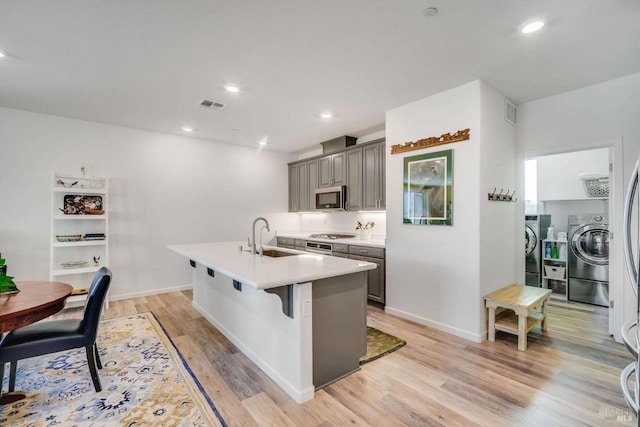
[[360, 326, 406, 365], [0, 312, 226, 426]]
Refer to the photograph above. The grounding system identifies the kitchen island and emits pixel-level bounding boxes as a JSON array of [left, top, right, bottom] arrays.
[[167, 241, 377, 403]]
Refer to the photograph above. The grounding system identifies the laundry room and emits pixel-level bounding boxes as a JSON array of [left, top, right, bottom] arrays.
[[524, 147, 611, 308]]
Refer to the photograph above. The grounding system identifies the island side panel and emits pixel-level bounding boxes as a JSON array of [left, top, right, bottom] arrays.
[[312, 271, 367, 389], [191, 263, 314, 403]]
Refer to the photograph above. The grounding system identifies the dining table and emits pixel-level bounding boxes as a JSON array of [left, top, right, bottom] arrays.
[[0, 281, 73, 404]]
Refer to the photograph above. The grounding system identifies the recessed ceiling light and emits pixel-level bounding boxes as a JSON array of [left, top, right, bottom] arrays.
[[259, 141, 267, 146], [521, 21, 545, 34], [320, 112, 333, 119], [0, 51, 5, 58], [423, 7, 438, 17], [224, 85, 240, 93], [181, 127, 193, 132]]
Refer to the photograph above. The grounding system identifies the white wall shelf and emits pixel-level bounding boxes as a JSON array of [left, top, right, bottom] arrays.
[[542, 239, 568, 299], [55, 214, 108, 220], [50, 172, 109, 308], [54, 187, 107, 195], [52, 265, 103, 276], [53, 240, 107, 248]]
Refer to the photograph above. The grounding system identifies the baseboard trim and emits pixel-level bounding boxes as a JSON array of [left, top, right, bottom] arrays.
[[384, 306, 483, 343], [192, 300, 314, 403], [108, 284, 193, 302]]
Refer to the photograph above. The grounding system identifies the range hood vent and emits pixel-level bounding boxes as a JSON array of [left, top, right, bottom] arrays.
[[321, 136, 357, 154]]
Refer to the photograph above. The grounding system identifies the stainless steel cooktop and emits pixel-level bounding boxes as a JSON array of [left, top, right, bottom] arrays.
[[308, 233, 356, 240]]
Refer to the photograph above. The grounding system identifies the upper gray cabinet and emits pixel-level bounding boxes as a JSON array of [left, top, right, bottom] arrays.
[[288, 162, 310, 212], [307, 159, 319, 210], [318, 152, 346, 188], [362, 141, 385, 210], [288, 138, 385, 212], [288, 163, 299, 212], [346, 148, 363, 211]]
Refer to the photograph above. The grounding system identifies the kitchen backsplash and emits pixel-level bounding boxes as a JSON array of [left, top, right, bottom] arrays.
[[293, 211, 386, 240]]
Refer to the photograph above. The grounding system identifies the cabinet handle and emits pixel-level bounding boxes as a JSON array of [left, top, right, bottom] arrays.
[[360, 250, 368, 254]]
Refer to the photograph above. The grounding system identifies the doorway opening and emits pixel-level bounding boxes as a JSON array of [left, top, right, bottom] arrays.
[[524, 146, 613, 336]]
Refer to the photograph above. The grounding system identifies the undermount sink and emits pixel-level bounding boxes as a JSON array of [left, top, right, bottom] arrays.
[[261, 249, 299, 258], [244, 249, 299, 257]]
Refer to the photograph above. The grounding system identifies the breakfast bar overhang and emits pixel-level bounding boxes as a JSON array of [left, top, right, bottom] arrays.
[[168, 242, 377, 403]]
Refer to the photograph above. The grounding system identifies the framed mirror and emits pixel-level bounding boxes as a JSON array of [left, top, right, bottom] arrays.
[[403, 149, 453, 225]]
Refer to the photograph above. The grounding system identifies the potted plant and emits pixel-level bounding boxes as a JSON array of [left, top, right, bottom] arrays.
[[0, 258, 19, 293], [355, 221, 375, 240]]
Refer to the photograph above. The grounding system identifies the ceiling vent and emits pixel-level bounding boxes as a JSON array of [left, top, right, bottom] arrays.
[[504, 99, 517, 126], [199, 99, 224, 110]]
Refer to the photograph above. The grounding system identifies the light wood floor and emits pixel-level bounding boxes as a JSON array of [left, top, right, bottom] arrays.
[[68, 292, 633, 426]]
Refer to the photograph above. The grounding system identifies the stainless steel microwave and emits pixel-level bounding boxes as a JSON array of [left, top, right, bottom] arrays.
[[315, 186, 346, 211]]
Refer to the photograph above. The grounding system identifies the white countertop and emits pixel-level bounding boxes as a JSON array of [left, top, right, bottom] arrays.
[[276, 232, 386, 248], [168, 241, 377, 290]]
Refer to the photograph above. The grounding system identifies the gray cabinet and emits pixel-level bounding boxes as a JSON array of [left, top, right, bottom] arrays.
[[294, 239, 307, 251], [276, 237, 295, 249], [346, 148, 363, 211], [348, 244, 385, 304], [288, 164, 299, 212], [347, 244, 386, 304], [363, 141, 385, 210], [288, 162, 310, 212], [277, 237, 307, 251], [332, 243, 350, 258], [280, 238, 386, 304], [318, 152, 346, 188], [298, 162, 310, 212], [288, 139, 385, 211], [308, 159, 319, 210]]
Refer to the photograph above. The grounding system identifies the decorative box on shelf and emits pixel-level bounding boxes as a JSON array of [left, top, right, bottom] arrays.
[[544, 265, 566, 280]]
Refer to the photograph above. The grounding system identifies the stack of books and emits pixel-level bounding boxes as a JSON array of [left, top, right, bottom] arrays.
[[84, 233, 106, 241]]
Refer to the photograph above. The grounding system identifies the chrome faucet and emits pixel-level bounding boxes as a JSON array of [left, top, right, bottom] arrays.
[[258, 225, 269, 256], [251, 217, 270, 255]]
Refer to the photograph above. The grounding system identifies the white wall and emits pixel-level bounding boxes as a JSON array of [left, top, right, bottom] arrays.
[[536, 148, 609, 201], [385, 81, 484, 341], [516, 72, 640, 340], [0, 107, 295, 299], [538, 199, 609, 237], [384, 80, 517, 341], [478, 82, 518, 321]]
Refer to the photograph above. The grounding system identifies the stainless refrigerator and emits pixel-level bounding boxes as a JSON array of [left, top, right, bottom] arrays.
[[621, 157, 639, 422]]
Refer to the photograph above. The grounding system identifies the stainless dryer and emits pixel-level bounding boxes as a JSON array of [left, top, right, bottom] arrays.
[[525, 214, 551, 287], [567, 213, 609, 306]]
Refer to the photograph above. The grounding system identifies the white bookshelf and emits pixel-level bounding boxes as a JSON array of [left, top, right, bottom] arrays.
[[541, 238, 568, 300], [50, 173, 110, 308]]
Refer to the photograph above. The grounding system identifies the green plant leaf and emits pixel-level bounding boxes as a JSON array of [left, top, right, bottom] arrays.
[[0, 274, 19, 293]]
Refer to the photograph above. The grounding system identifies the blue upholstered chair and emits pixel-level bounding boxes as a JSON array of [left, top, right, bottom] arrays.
[[0, 267, 112, 394]]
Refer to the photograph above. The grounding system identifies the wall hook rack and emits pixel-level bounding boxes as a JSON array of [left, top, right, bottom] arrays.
[[488, 188, 517, 202]]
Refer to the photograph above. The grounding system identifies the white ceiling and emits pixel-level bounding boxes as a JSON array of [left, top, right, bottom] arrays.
[[1, 1, 639, 153]]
